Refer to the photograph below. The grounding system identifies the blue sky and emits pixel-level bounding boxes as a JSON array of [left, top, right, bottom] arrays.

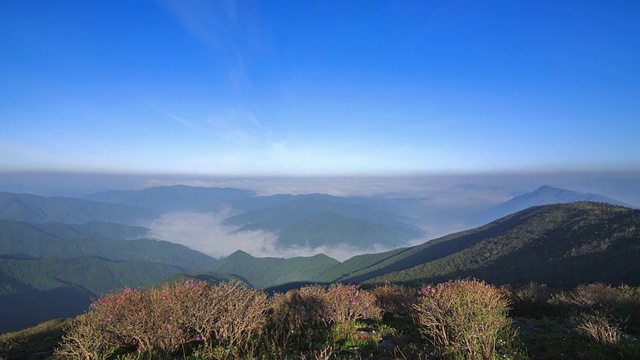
[[1, 0, 639, 176]]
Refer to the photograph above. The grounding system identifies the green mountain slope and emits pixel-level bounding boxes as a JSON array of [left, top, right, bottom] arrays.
[[85, 185, 256, 212], [354, 202, 640, 287], [312, 247, 407, 283], [0, 256, 184, 333], [212, 250, 340, 289], [0, 220, 216, 272], [0, 192, 158, 225]]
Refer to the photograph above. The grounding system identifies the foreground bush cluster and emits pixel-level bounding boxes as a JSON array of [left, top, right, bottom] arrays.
[[55, 279, 519, 359], [52, 279, 640, 359]]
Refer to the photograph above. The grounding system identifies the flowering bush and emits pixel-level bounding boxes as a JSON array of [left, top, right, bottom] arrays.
[[413, 279, 512, 360], [323, 283, 381, 324]]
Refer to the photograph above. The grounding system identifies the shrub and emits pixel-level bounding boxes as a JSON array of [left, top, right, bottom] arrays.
[[550, 283, 640, 336], [55, 312, 116, 360], [576, 311, 624, 346], [551, 283, 620, 314], [508, 282, 554, 318], [56, 280, 269, 359], [267, 285, 329, 354], [204, 280, 269, 354], [371, 283, 417, 319], [412, 279, 512, 360], [323, 283, 382, 324]]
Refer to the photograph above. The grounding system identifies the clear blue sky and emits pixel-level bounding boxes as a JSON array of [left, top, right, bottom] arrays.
[[1, 0, 639, 176]]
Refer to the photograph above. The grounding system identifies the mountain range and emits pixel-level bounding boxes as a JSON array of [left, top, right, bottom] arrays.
[[0, 183, 638, 333]]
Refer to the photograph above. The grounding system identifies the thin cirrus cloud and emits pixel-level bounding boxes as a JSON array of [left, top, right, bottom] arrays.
[[158, 0, 260, 95]]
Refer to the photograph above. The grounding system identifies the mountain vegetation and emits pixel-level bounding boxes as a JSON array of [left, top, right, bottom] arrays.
[[351, 202, 640, 287]]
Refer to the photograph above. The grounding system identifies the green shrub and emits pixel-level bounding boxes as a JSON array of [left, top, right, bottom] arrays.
[[412, 279, 512, 360]]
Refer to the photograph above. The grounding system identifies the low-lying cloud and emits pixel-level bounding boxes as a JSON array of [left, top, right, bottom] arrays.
[[143, 212, 393, 262]]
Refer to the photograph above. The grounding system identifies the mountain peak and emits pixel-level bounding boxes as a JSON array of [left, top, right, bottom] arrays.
[[475, 185, 631, 224], [225, 250, 254, 259], [533, 185, 559, 192]]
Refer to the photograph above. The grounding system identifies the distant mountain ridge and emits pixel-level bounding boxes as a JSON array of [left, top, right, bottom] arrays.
[[0, 219, 216, 272], [85, 185, 256, 213], [474, 185, 631, 225], [223, 193, 424, 249], [0, 192, 158, 225], [0, 219, 148, 242], [212, 250, 339, 289]]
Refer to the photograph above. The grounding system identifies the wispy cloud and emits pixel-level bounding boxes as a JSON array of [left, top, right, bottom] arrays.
[[158, 0, 261, 96], [207, 107, 265, 144], [161, 111, 200, 131]]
